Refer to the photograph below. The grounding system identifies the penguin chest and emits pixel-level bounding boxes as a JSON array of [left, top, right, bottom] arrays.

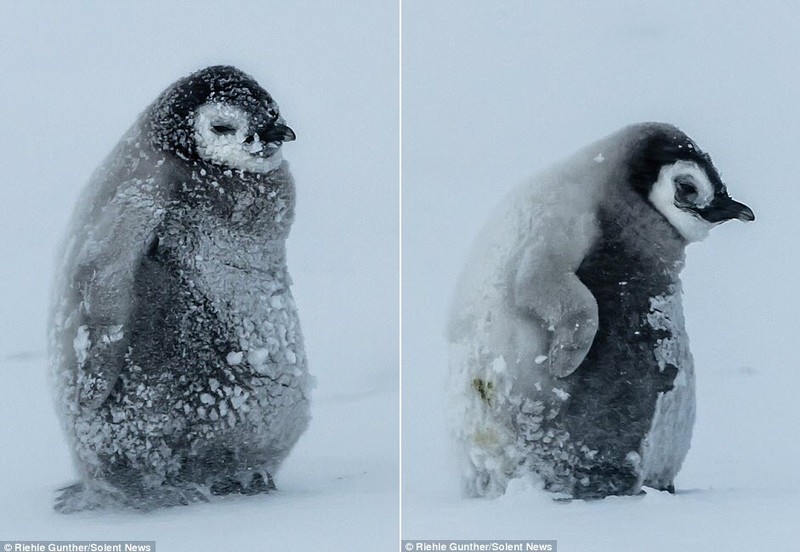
[[638, 292, 696, 487], [130, 226, 308, 423], [564, 250, 696, 472], [187, 231, 307, 381]]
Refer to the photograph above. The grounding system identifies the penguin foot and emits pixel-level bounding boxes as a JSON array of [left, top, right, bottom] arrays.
[[137, 484, 211, 510], [460, 466, 510, 499], [563, 487, 646, 502], [243, 471, 276, 494], [569, 464, 640, 500], [54, 480, 211, 513], [209, 471, 275, 497], [643, 479, 676, 494], [54, 481, 130, 513], [54, 482, 98, 513]]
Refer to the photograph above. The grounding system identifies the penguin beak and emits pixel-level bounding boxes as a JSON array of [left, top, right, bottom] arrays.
[[701, 196, 755, 223], [256, 123, 296, 144]]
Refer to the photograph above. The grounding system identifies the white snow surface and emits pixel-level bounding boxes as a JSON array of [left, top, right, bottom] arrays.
[[404, 1, 800, 549], [0, 1, 397, 550]]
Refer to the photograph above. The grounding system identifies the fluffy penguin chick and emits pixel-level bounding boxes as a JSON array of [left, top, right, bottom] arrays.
[[49, 65, 309, 512], [448, 123, 754, 499]]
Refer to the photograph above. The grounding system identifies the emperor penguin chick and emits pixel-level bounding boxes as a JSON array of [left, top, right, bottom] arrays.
[[448, 123, 754, 499], [49, 66, 310, 512]]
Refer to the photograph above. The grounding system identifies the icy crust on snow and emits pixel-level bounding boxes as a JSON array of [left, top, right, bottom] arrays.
[[48, 69, 309, 511]]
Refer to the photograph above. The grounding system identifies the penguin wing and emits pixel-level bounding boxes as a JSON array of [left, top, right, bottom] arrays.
[[511, 211, 599, 379], [68, 175, 168, 409]]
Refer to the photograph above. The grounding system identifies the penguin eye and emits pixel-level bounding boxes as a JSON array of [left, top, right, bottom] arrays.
[[211, 124, 237, 136], [674, 177, 698, 202]]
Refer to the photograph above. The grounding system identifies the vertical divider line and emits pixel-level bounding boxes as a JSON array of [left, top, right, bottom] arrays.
[[398, 0, 404, 546]]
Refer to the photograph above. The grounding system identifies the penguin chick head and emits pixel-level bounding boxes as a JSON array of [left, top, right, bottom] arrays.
[[628, 125, 754, 242], [148, 65, 295, 174]]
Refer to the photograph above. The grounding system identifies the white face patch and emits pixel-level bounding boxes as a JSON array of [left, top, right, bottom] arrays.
[[193, 103, 283, 174], [648, 160, 716, 242]]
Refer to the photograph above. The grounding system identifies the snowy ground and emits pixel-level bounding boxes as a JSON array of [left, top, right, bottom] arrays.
[[403, 2, 800, 549], [0, 2, 398, 551]]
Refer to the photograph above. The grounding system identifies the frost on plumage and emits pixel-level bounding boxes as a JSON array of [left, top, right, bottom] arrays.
[[552, 388, 570, 401], [192, 103, 284, 174], [226, 351, 243, 365], [72, 326, 90, 365], [48, 66, 309, 512]]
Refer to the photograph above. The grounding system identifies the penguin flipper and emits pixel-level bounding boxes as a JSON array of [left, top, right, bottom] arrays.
[[67, 177, 168, 408], [512, 240, 599, 378], [546, 293, 599, 378]]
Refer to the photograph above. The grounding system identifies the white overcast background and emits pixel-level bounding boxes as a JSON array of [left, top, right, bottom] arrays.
[[0, 2, 398, 551], [403, 1, 799, 550]]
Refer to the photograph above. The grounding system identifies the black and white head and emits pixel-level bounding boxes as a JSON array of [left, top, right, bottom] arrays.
[[148, 65, 295, 174], [628, 124, 754, 242]]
